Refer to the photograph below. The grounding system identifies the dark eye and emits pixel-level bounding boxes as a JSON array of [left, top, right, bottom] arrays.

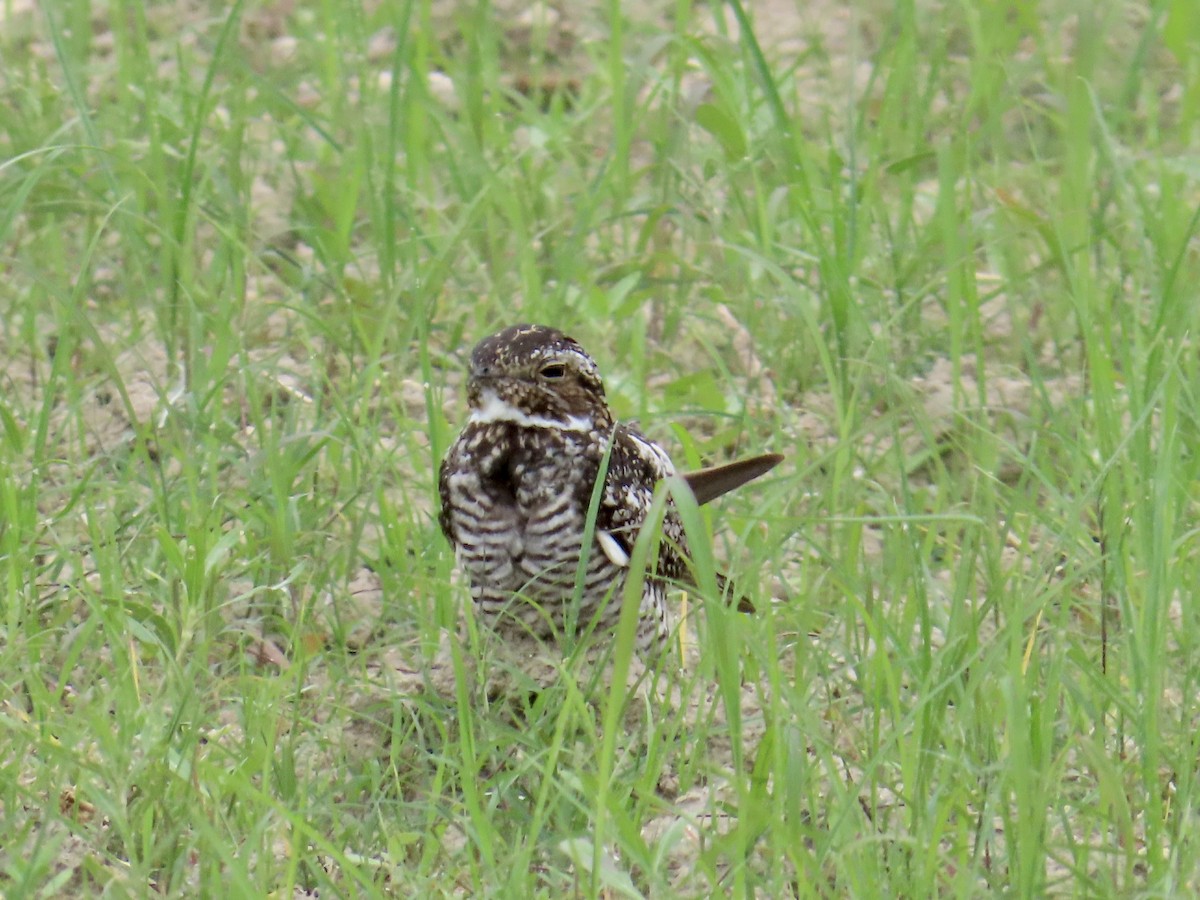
[[539, 363, 567, 379]]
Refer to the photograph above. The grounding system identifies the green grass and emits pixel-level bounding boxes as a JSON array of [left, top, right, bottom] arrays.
[[3, 0, 1200, 895]]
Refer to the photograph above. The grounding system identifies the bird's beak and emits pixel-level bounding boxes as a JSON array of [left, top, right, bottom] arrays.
[[468, 362, 498, 383]]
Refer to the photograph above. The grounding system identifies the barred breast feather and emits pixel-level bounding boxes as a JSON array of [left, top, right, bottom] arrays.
[[438, 418, 677, 652]]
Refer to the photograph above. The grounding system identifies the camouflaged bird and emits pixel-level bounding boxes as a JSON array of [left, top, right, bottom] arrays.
[[438, 324, 781, 655]]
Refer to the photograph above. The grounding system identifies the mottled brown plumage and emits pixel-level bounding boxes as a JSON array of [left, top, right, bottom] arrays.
[[438, 323, 780, 655]]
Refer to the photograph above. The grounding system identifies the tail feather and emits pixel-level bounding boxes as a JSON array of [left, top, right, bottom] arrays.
[[683, 453, 783, 505]]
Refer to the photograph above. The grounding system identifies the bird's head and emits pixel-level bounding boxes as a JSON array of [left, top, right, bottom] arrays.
[[465, 324, 611, 432]]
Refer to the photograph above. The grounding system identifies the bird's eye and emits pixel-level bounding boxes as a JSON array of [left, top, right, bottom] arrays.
[[539, 363, 567, 379]]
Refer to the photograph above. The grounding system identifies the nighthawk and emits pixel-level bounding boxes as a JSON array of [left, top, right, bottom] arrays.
[[438, 323, 782, 656]]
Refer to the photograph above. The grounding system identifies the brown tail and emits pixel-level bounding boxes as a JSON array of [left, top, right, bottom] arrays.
[[683, 453, 783, 505]]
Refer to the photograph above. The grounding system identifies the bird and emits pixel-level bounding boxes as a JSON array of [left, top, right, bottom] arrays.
[[438, 323, 782, 657]]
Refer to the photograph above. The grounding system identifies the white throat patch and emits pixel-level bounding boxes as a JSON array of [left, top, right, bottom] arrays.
[[469, 391, 592, 433]]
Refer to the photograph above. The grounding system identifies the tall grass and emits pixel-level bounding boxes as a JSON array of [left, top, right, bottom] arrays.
[[1, 0, 1198, 895]]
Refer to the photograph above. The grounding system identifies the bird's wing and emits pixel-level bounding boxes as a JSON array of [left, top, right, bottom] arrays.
[[592, 424, 686, 580]]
